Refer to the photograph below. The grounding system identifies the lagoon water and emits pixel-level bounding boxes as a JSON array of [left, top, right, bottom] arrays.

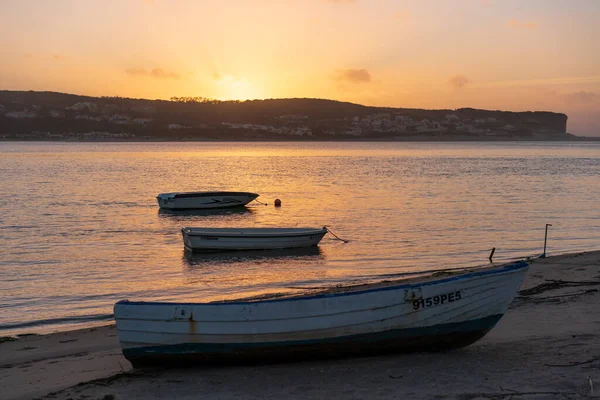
[[1, 141, 599, 334]]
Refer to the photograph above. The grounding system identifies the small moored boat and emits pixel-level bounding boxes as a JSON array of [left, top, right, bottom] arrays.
[[156, 191, 259, 210], [181, 227, 328, 252], [114, 260, 529, 367]]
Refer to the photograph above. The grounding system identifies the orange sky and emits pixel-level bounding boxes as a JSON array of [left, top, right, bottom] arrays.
[[1, 0, 599, 135]]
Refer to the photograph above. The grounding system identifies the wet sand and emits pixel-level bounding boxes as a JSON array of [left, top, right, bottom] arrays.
[[2, 251, 599, 400]]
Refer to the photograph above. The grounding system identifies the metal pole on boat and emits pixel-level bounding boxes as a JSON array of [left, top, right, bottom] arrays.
[[541, 224, 552, 258]]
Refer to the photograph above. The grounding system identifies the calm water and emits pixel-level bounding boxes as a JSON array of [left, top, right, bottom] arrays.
[[1, 141, 599, 334]]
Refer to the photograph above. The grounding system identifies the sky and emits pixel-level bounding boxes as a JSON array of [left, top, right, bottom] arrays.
[[1, 0, 599, 135]]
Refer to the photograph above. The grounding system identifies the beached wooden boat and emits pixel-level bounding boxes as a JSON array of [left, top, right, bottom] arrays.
[[156, 191, 259, 210], [114, 260, 529, 367], [181, 227, 328, 252]]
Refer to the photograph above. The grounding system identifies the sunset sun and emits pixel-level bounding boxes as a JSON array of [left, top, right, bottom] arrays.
[[214, 75, 264, 101]]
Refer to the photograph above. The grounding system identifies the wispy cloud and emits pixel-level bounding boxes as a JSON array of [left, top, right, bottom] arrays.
[[475, 75, 600, 88], [564, 91, 597, 104], [213, 73, 240, 83], [125, 67, 181, 79], [507, 20, 537, 29], [53, 54, 67, 61], [449, 75, 470, 89], [331, 68, 372, 83]]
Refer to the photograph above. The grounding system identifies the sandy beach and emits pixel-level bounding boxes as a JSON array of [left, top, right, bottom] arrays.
[[2, 251, 599, 400]]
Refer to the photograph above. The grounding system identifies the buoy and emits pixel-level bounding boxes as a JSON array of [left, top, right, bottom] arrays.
[[274, 199, 281, 207]]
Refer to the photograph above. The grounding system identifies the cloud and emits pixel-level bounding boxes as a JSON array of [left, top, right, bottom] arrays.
[[53, 54, 67, 61], [448, 75, 470, 89], [331, 68, 372, 83], [564, 91, 597, 104], [125, 68, 147, 77], [325, 0, 356, 3], [150, 68, 180, 79], [507, 20, 537, 29], [125, 67, 181, 79], [213, 74, 243, 84]]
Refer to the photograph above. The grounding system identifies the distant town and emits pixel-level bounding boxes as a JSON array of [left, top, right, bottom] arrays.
[[0, 90, 585, 141]]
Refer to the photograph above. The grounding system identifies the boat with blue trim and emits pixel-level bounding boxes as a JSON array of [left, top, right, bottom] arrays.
[[181, 227, 328, 252], [156, 191, 259, 210], [114, 260, 529, 367]]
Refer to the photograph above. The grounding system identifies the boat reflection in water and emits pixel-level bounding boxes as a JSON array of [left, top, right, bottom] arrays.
[[158, 206, 255, 219], [183, 246, 323, 266]]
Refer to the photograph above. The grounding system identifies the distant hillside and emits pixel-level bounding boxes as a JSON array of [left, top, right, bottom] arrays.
[[0, 90, 578, 141]]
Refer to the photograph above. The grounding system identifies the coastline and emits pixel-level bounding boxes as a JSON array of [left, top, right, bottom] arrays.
[[2, 250, 599, 400], [2, 136, 599, 143]]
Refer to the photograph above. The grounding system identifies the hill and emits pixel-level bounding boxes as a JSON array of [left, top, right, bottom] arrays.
[[0, 90, 577, 141]]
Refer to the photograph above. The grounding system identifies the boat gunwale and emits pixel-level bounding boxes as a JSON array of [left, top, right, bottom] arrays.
[[157, 191, 259, 199], [181, 227, 328, 238], [115, 261, 529, 307]]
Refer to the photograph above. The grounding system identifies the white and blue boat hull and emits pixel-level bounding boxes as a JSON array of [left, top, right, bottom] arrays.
[[181, 227, 328, 252], [114, 261, 529, 367], [157, 191, 259, 210]]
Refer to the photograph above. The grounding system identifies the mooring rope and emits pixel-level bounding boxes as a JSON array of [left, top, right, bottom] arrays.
[[250, 198, 269, 206], [325, 226, 349, 243]]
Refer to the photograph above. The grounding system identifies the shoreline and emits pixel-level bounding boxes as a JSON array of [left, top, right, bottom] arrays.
[[3, 247, 599, 339], [0, 320, 115, 342], [2, 136, 600, 143], [2, 250, 600, 399]]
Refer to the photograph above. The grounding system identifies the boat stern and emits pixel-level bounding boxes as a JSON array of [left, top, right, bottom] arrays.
[[156, 193, 176, 209]]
